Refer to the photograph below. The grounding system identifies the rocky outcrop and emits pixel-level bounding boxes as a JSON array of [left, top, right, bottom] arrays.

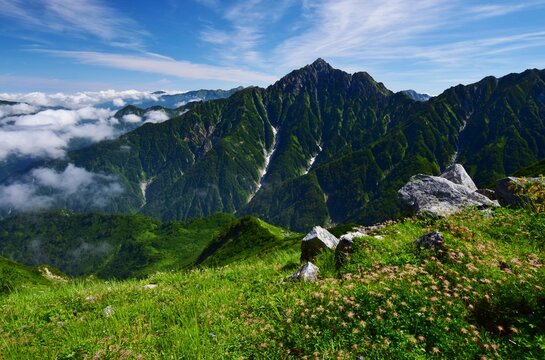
[[301, 226, 339, 261], [495, 177, 545, 208], [398, 164, 500, 218], [290, 262, 319, 281]]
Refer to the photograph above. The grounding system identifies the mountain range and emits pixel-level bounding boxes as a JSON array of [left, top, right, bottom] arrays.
[[1, 59, 544, 231]]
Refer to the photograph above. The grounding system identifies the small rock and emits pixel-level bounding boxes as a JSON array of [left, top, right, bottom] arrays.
[[373, 235, 384, 240], [104, 305, 114, 317], [335, 236, 355, 267], [340, 231, 366, 242], [301, 226, 339, 261], [84, 296, 96, 302], [414, 232, 444, 251], [143, 284, 158, 290], [289, 262, 319, 282]]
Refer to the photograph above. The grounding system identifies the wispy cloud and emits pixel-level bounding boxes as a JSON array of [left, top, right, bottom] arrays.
[[45, 50, 277, 83], [199, 0, 296, 67], [0, 0, 148, 48], [273, 0, 451, 68], [467, 0, 545, 18]]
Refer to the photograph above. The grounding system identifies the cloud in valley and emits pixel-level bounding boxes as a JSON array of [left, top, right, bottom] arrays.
[[144, 110, 169, 124], [0, 103, 40, 117], [0, 89, 163, 109], [0, 90, 181, 162], [0, 106, 118, 160], [0, 163, 123, 212]]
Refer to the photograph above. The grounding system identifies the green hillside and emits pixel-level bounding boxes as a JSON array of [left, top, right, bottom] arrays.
[[196, 216, 302, 267], [0, 256, 52, 295], [0, 211, 234, 279], [1, 208, 544, 358]]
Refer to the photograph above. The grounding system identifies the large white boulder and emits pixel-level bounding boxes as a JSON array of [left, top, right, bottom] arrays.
[[399, 174, 499, 217]]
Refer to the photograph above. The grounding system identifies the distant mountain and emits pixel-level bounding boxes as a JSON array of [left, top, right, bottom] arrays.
[[401, 89, 431, 102], [2, 60, 545, 230], [0, 100, 18, 106], [102, 87, 244, 109]]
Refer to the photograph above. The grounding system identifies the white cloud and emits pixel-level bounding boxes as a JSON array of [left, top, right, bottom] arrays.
[[112, 98, 126, 107], [0, 0, 148, 48], [122, 114, 142, 123], [46, 50, 277, 84], [0, 89, 189, 162], [145, 110, 169, 124], [0, 103, 39, 118], [467, 1, 545, 18], [0, 106, 118, 160], [0, 89, 160, 109], [0, 164, 123, 212], [273, 0, 450, 68]]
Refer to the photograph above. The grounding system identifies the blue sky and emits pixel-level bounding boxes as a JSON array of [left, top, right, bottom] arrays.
[[1, 0, 545, 95]]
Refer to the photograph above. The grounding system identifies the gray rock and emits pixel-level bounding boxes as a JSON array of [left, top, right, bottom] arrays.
[[340, 231, 366, 242], [440, 164, 478, 191], [415, 232, 444, 251], [476, 188, 497, 201], [290, 262, 319, 281], [104, 305, 114, 317], [335, 236, 355, 267], [399, 174, 499, 217], [496, 177, 545, 207], [301, 226, 339, 261], [143, 284, 158, 290]]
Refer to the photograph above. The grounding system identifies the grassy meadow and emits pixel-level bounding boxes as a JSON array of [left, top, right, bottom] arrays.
[[1, 208, 544, 359]]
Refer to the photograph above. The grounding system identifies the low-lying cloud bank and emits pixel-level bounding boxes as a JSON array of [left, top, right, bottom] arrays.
[[0, 89, 174, 109], [0, 95, 174, 161], [0, 106, 119, 160], [0, 164, 123, 212]]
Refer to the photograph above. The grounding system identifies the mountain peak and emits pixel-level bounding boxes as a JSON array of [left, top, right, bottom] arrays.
[[310, 58, 333, 72]]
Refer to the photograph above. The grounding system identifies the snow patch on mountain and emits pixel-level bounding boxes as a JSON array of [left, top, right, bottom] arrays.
[[304, 145, 322, 175], [248, 125, 278, 202]]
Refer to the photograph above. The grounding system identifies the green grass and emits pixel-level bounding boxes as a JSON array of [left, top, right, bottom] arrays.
[[1, 209, 544, 359], [0, 256, 52, 295]]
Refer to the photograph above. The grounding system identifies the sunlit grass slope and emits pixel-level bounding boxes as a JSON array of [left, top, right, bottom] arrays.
[[1, 208, 544, 359]]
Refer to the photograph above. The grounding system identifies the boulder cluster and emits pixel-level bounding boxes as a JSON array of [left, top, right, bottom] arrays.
[[290, 163, 540, 281], [398, 163, 543, 217], [290, 225, 379, 281]]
